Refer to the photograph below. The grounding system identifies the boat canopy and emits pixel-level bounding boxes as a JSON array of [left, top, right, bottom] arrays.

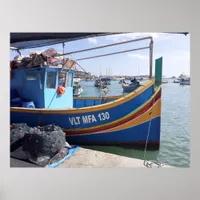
[[10, 33, 123, 49], [10, 32, 189, 50]]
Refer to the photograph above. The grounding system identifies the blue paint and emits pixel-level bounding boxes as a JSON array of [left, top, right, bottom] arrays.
[[47, 146, 80, 168], [73, 98, 117, 108], [10, 114, 161, 145], [10, 89, 19, 99], [22, 101, 35, 108], [73, 99, 85, 108], [11, 66, 75, 109], [66, 117, 161, 144], [10, 97, 22, 107], [44, 68, 74, 109], [11, 68, 45, 108], [11, 85, 154, 130]]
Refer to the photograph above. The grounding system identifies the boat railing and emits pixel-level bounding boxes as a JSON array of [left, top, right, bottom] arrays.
[[55, 36, 154, 79]]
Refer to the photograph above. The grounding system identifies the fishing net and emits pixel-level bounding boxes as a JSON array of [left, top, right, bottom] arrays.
[[10, 123, 70, 167], [10, 123, 31, 148]]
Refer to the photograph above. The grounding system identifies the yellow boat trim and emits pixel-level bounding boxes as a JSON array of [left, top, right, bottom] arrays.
[[63, 86, 161, 132], [101, 99, 161, 133], [11, 80, 155, 114]]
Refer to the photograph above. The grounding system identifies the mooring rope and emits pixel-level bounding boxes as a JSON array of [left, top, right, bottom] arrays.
[[143, 93, 165, 168]]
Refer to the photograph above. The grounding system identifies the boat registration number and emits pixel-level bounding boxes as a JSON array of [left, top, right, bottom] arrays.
[[69, 112, 110, 125]]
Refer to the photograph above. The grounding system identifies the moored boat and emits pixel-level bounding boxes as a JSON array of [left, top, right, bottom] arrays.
[[94, 77, 111, 87], [10, 33, 164, 150], [94, 78, 107, 88], [180, 78, 190, 85], [173, 79, 180, 83], [119, 78, 125, 84], [122, 78, 140, 93], [162, 78, 168, 84]]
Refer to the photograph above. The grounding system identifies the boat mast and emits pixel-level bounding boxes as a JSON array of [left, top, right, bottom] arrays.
[[149, 38, 153, 79]]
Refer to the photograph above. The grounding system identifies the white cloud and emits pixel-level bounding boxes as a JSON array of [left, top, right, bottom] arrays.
[[88, 38, 98, 45], [128, 53, 149, 60], [106, 32, 172, 42]]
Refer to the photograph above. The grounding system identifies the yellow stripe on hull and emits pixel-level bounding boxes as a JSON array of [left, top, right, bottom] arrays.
[[101, 99, 161, 133]]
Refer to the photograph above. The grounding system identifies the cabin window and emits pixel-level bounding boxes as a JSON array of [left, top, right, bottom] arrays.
[[26, 72, 37, 80], [46, 71, 57, 89], [58, 71, 67, 87], [39, 71, 44, 90], [67, 72, 73, 87]]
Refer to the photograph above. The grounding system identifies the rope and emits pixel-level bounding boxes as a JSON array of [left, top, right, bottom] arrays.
[[99, 85, 110, 104], [143, 93, 164, 168]]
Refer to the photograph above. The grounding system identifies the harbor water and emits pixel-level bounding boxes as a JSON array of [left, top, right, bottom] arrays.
[[80, 79, 190, 168]]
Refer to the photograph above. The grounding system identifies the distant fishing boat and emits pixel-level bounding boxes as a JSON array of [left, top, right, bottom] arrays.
[[10, 33, 188, 150], [94, 78, 106, 88], [180, 78, 190, 85], [119, 78, 125, 84], [94, 77, 111, 88], [136, 77, 144, 81], [102, 77, 111, 85], [173, 79, 180, 83], [122, 78, 140, 93], [162, 78, 168, 84]]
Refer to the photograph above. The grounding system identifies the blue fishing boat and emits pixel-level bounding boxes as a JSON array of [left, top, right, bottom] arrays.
[[10, 33, 170, 150]]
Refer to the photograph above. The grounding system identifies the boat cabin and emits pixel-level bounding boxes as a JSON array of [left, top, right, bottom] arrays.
[[10, 65, 75, 109]]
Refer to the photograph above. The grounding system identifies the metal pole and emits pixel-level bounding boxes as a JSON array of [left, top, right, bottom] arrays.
[[57, 36, 153, 57], [149, 39, 153, 79], [76, 46, 149, 61]]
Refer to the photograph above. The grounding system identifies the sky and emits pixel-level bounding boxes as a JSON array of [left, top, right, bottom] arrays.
[[10, 33, 190, 77]]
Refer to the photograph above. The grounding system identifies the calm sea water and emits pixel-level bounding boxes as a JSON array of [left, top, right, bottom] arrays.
[[80, 79, 190, 168]]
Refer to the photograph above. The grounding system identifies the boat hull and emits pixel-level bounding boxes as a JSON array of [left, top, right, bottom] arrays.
[[10, 80, 162, 149], [180, 81, 190, 85], [66, 117, 161, 149]]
